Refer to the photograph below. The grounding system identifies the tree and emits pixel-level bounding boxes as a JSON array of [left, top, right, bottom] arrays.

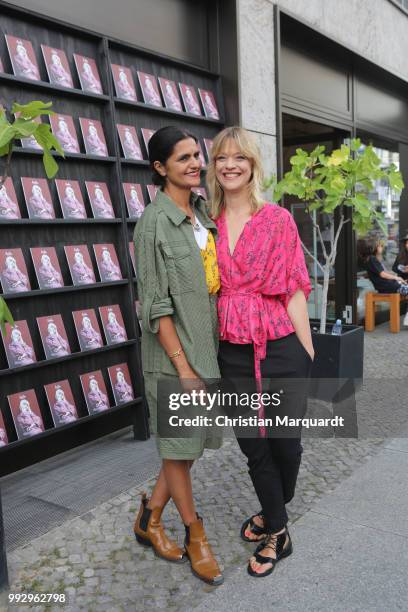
[[269, 138, 404, 334], [0, 100, 63, 332]]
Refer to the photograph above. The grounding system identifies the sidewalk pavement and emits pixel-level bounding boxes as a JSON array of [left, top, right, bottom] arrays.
[[2, 321, 408, 611], [193, 434, 408, 612]]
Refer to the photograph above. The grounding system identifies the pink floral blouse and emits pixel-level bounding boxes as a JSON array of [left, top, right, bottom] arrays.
[[215, 203, 311, 386]]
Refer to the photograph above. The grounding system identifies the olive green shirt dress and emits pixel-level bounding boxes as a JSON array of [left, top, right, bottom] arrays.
[[133, 189, 222, 459]]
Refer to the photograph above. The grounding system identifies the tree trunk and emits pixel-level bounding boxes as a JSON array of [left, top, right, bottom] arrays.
[[320, 267, 331, 334]]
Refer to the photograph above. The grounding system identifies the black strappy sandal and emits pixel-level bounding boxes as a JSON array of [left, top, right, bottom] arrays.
[[240, 512, 267, 542], [247, 527, 293, 577]]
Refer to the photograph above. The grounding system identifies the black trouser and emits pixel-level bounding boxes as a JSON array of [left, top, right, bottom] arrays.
[[218, 333, 312, 533]]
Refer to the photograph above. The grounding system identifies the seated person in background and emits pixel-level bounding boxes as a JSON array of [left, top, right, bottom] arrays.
[[392, 233, 408, 282], [360, 237, 408, 326]]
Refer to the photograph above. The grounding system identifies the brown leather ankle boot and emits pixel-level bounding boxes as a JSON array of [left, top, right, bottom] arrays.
[[134, 493, 186, 563], [184, 516, 224, 585]]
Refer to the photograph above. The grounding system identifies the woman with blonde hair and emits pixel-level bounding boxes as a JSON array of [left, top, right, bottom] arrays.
[[207, 126, 313, 578]]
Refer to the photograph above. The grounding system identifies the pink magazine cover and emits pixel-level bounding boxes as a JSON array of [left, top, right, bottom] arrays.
[[0, 248, 31, 293], [41, 45, 73, 88], [44, 379, 78, 426], [79, 118, 108, 157], [99, 304, 127, 345], [0, 177, 21, 219], [158, 77, 182, 112], [55, 179, 87, 219], [85, 181, 115, 219], [128, 242, 136, 276], [36, 314, 70, 360], [93, 244, 122, 282], [1, 320, 36, 368], [116, 124, 143, 160], [49, 113, 80, 154], [141, 128, 155, 154], [21, 177, 55, 219], [111, 64, 137, 101], [197, 141, 206, 167], [80, 370, 110, 414], [122, 183, 145, 219], [73, 54, 103, 94], [108, 363, 134, 405], [137, 71, 162, 107], [146, 184, 159, 202], [0, 412, 9, 447], [179, 83, 202, 116], [72, 308, 103, 351], [203, 138, 214, 162], [64, 245, 96, 286], [8, 389, 44, 439], [30, 246, 64, 290], [198, 88, 220, 120], [5, 35, 40, 81], [192, 187, 208, 199]]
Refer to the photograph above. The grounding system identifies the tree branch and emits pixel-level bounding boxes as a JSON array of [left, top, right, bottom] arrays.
[[300, 240, 325, 273]]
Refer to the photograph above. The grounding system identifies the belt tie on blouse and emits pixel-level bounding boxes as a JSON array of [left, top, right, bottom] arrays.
[[219, 290, 268, 437]]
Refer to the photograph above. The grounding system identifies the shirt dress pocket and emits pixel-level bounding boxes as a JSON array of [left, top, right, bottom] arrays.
[[161, 242, 194, 294]]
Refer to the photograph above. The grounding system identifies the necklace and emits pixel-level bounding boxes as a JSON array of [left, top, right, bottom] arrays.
[[190, 213, 201, 232]]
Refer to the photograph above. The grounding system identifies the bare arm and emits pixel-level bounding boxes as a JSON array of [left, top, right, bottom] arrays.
[[286, 289, 315, 360], [379, 270, 406, 283], [157, 315, 198, 379]]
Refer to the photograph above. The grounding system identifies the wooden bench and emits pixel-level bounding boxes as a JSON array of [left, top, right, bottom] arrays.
[[365, 292, 408, 333]]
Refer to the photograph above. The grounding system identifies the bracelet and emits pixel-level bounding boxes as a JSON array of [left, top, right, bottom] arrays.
[[169, 347, 183, 359]]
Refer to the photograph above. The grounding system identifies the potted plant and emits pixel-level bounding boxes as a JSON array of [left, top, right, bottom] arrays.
[[268, 139, 404, 397], [0, 100, 63, 334]]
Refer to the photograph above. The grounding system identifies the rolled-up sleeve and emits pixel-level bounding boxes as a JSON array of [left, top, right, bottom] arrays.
[[284, 212, 312, 308], [134, 229, 174, 333]]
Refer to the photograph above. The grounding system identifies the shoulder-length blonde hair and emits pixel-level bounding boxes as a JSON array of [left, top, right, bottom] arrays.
[[206, 126, 265, 219]]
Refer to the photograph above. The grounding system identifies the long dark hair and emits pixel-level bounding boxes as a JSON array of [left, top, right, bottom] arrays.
[[148, 126, 197, 187], [396, 239, 408, 266], [357, 237, 382, 267]]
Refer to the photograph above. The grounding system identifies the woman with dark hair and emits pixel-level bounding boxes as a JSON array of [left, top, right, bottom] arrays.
[[392, 233, 408, 282], [133, 126, 223, 585]]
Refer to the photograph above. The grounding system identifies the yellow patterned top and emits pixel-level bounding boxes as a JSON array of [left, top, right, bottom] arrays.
[[200, 231, 220, 294]]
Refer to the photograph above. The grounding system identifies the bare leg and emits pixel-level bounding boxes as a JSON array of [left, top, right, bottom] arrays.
[[148, 460, 194, 512], [162, 459, 197, 525]]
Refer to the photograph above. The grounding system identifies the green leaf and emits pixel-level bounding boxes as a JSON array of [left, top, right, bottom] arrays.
[[0, 297, 14, 334], [0, 124, 15, 148], [13, 118, 40, 137], [0, 143, 11, 157], [42, 150, 59, 178], [12, 100, 53, 119]]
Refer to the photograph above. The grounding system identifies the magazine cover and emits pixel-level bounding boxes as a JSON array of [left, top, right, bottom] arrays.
[[141, 128, 155, 154], [21, 177, 55, 219], [0, 412, 9, 447], [111, 64, 137, 101], [116, 124, 143, 160], [64, 245, 96, 286], [37, 314, 70, 359], [158, 77, 182, 111], [0, 58, 4, 73], [73, 54, 103, 94], [1, 320, 36, 368], [0, 248, 31, 293], [93, 244, 122, 282], [16, 114, 43, 150], [5, 35, 40, 81], [137, 71, 162, 107], [99, 304, 127, 345], [79, 118, 108, 157], [72, 308, 103, 351], [30, 246, 64, 290], [108, 363, 134, 405], [197, 141, 206, 167], [80, 370, 110, 414], [129, 242, 136, 276], [122, 183, 145, 219], [85, 181, 115, 219], [146, 184, 159, 203], [55, 179, 87, 219], [41, 45, 73, 88], [44, 379, 78, 426], [198, 88, 220, 120], [203, 138, 214, 162], [0, 177, 21, 219], [179, 83, 202, 116], [192, 187, 208, 199], [49, 113, 80, 154], [8, 389, 44, 439]]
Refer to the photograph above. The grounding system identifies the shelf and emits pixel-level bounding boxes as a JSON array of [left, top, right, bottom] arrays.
[[0, 218, 122, 225], [0, 339, 137, 378], [0, 397, 142, 451], [1, 279, 129, 300], [119, 158, 150, 167], [12, 146, 116, 164], [113, 97, 224, 125], [0, 72, 109, 103]]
